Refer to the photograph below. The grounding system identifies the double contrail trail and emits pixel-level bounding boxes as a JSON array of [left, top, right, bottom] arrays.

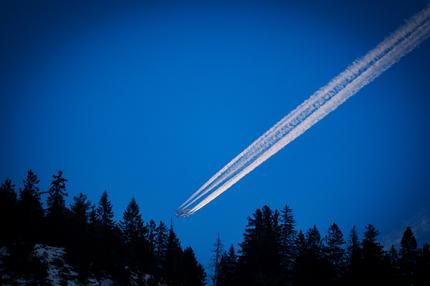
[[178, 5, 430, 216]]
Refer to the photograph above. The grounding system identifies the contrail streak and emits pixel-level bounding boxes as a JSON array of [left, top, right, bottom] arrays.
[[178, 5, 430, 216]]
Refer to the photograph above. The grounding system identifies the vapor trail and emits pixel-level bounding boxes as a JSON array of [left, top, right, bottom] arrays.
[[178, 5, 430, 216]]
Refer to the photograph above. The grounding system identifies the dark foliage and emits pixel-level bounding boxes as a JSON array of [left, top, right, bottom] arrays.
[[213, 205, 430, 286], [0, 172, 206, 285]]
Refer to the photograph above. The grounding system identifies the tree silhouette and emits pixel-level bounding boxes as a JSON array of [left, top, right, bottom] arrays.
[[399, 226, 418, 285], [361, 224, 385, 284], [238, 206, 282, 286], [18, 169, 44, 242], [211, 233, 223, 286], [323, 223, 346, 281], [0, 178, 17, 245], [217, 245, 238, 286], [45, 170, 68, 245], [182, 247, 206, 286], [164, 224, 183, 285], [280, 204, 296, 284]]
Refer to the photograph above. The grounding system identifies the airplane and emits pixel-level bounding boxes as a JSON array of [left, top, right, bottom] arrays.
[[175, 208, 191, 218]]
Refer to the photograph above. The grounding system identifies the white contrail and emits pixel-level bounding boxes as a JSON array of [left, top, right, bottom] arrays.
[[178, 5, 430, 216]]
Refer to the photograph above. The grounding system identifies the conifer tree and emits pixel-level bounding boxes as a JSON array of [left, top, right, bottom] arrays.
[[96, 191, 115, 230], [70, 193, 91, 224], [211, 233, 223, 286], [155, 221, 168, 261], [361, 224, 385, 284], [280, 204, 296, 278], [217, 245, 237, 286], [165, 224, 183, 285], [120, 198, 146, 243], [182, 247, 206, 286], [323, 223, 346, 277], [46, 170, 68, 217], [18, 169, 44, 242], [0, 178, 17, 245], [399, 226, 418, 285], [45, 170, 68, 245]]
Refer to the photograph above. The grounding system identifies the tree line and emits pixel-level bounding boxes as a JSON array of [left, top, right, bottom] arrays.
[[0, 169, 206, 285], [211, 205, 430, 286]]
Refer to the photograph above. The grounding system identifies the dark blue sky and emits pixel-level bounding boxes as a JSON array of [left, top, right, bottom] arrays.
[[1, 0, 430, 269]]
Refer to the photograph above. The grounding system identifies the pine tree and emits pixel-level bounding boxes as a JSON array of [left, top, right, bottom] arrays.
[[45, 170, 68, 245], [217, 245, 237, 286], [347, 225, 362, 278], [279, 204, 296, 279], [120, 198, 146, 243], [96, 191, 115, 230], [399, 226, 418, 285], [323, 223, 346, 278], [68, 193, 92, 282], [294, 226, 331, 285], [94, 191, 120, 277], [46, 170, 68, 217], [70, 193, 91, 224], [238, 206, 282, 286], [165, 224, 183, 285], [155, 221, 168, 261], [18, 169, 44, 242], [211, 233, 223, 286], [120, 198, 150, 275], [0, 178, 17, 245], [361, 224, 385, 284], [182, 247, 206, 286]]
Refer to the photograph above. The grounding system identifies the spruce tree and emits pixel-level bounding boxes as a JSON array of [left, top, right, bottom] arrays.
[[70, 193, 91, 224], [120, 198, 149, 275], [323, 223, 346, 277], [280, 204, 296, 278], [0, 178, 17, 245], [361, 224, 385, 284], [18, 169, 44, 242], [211, 233, 223, 286], [399, 226, 418, 285], [165, 224, 183, 285], [96, 191, 115, 230], [182, 247, 206, 286], [217, 245, 237, 286], [45, 170, 68, 245], [238, 206, 282, 286], [120, 198, 146, 243]]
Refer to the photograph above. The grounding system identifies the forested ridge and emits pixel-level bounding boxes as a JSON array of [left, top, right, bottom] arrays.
[[0, 170, 206, 285], [210, 205, 430, 286], [1, 170, 429, 285]]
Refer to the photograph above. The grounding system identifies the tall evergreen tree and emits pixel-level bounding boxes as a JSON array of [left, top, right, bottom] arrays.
[[238, 206, 282, 286], [120, 198, 149, 275], [323, 223, 346, 278], [165, 224, 183, 285], [211, 233, 223, 286], [217, 245, 237, 286], [94, 191, 121, 278], [361, 224, 385, 284], [70, 193, 91, 224], [96, 191, 115, 230], [182, 247, 206, 286], [68, 193, 92, 282], [280, 204, 296, 281], [45, 170, 68, 245], [155, 221, 168, 266], [399, 226, 418, 285], [0, 178, 17, 245], [18, 169, 44, 242], [120, 198, 146, 243]]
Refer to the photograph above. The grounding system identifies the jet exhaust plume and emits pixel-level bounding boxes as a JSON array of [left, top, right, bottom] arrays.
[[177, 5, 430, 217]]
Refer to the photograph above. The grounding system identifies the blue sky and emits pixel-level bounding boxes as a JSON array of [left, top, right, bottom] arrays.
[[1, 0, 430, 270]]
